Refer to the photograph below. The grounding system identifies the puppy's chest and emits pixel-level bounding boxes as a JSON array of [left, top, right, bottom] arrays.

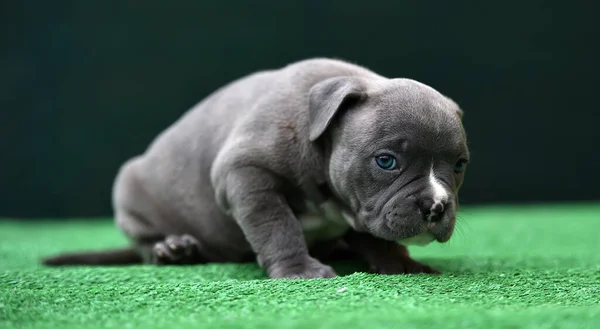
[[294, 200, 352, 245]]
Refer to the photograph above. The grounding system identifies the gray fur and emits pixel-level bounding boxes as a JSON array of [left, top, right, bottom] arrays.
[[80, 58, 469, 278]]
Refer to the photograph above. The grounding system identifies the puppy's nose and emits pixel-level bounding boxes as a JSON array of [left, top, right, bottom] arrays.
[[417, 199, 446, 222]]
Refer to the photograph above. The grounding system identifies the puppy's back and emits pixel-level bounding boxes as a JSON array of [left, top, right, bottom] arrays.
[[116, 58, 383, 228]]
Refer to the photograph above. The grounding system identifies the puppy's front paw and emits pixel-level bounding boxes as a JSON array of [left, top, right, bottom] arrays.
[[369, 256, 440, 275], [268, 256, 337, 279]]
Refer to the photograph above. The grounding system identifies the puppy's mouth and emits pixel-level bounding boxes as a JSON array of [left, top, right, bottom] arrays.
[[390, 218, 456, 246], [396, 225, 450, 246], [397, 232, 436, 246], [359, 202, 457, 244]]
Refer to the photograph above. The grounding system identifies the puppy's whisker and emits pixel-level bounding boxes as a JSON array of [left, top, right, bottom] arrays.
[[457, 215, 474, 235]]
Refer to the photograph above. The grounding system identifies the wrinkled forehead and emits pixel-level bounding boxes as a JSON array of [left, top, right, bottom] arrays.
[[343, 80, 466, 154], [374, 78, 459, 120]]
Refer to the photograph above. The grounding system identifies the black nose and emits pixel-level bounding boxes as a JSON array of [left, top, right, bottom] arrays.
[[417, 199, 447, 222]]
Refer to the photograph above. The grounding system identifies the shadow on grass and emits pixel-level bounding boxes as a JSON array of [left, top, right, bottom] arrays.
[[330, 254, 591, 277], [189, 256, 557, 281], [25, 255, 590, 285]]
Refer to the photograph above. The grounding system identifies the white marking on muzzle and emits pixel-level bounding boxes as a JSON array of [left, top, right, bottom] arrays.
[[428, 166, 449, 208]]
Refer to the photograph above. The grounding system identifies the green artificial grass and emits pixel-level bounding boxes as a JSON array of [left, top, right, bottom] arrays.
[[1, 203, 599, 329]]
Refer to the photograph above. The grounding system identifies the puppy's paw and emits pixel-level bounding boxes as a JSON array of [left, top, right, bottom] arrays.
[[369, 256, 440, 275], [268, 256, 337, 279], [152, 234, 203, 265]]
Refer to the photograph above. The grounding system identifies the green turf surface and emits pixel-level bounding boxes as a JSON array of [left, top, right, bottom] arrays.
[[1, 203, 599, 329]]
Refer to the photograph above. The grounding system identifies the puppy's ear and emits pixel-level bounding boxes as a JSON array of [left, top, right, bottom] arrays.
[[308, 76, 367, 142], [455, 107, 464, 119], [445, 96, 464, 120]]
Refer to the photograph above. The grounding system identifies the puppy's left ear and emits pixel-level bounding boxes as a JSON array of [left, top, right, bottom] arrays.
[[308, 76, 367, 142]]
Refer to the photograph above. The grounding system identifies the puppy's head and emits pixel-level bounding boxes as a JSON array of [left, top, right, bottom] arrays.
[[309, 76, 469, 245]]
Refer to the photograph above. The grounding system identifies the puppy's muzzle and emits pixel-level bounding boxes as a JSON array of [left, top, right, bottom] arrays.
[[417, 198, 449, 222]]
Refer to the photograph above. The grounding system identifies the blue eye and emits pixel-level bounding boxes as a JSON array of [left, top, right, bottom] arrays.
[[454, 159, 468, 174], [375, 154, 397, 170]]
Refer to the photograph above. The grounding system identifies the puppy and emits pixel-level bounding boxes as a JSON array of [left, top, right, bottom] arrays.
[[42, 58, 469, 278]]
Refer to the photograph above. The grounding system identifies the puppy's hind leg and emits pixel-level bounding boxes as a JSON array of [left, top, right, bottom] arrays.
[[112, 157, 166, 263], [113, 158, 207, 266], [115, 211, 206, 266], [150, 234, 207, 265]]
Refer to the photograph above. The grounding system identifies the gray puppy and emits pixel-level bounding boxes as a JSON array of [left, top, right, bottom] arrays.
[[43, 58, 469, 279]]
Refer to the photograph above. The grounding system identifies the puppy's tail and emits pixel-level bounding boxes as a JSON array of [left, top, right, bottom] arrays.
[[41, 248, 143, 266]]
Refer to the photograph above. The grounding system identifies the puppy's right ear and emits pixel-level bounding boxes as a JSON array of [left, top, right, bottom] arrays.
[[308, 76, 367, 142], [445, 96, 464, 120]]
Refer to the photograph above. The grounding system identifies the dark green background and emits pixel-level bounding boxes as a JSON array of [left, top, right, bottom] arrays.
[[1, 1, 598, 218]]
